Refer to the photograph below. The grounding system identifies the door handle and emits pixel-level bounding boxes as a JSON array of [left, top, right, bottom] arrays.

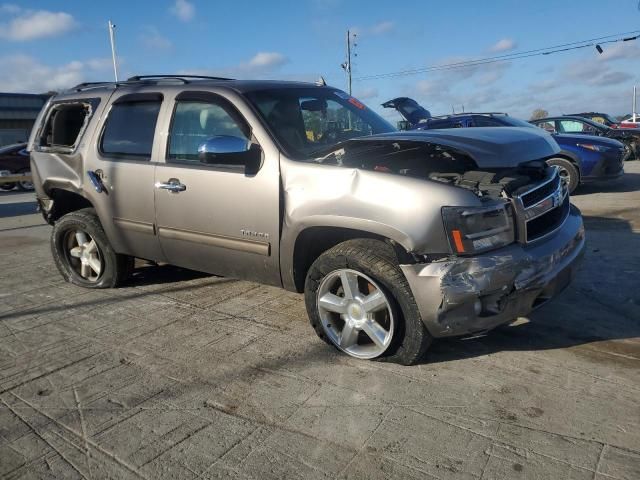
[[155, 178, 186, 193]]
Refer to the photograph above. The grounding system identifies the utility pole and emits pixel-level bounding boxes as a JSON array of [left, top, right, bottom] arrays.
[[108, 20, 119, 82], [346, 29, 352, 95], [341, 30, 356, 95], [633, 85, 637, 121]]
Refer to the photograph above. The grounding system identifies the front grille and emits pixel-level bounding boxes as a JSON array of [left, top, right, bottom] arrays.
[[519, 174, 560, 208], [526, 195, 570, 241], [513, 168, 570, 243]]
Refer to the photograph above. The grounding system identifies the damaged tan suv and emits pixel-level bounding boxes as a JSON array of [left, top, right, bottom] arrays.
[[29, 75, 585, 364]]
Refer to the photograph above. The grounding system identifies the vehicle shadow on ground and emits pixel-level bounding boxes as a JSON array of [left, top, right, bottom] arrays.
[[573, 171, 640, 195], [424, 214, 640, 365], [127, 262, 211, 286]]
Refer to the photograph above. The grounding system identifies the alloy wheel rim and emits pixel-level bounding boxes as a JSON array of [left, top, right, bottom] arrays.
[[556, 166, 570, 183], [65, 230, 103, 282], [317, 268, 394, 359]]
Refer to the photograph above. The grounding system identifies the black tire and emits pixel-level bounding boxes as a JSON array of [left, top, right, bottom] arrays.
[[51, 208, 133, 288], [305, 239, 432, 365], [16, 169, 34, 191], [546, 158, 579, 194], [0, 183, 15, 191]]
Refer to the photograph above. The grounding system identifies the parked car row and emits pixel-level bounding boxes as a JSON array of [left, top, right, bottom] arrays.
[[383, 97, 630, 193], [0, 142, 34, 191]]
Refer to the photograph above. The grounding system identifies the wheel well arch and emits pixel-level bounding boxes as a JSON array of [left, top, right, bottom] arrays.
[[552, 151, 582, 177], [291, 226, 413, 293], [44, 188, 94, 224]]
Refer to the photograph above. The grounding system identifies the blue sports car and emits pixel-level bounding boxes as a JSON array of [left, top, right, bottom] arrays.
[[382, 97, 626, 193]]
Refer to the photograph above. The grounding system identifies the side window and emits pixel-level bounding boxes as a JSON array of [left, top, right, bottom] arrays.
[[536, 121, 556, 133], [38, 100, 99, 153], [558, 120, 586, 133], [168, 100, 250, 163], [101, 100, 161, 158]]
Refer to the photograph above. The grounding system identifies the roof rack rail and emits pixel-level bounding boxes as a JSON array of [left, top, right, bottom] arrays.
[[71, 81, 118, 92], [68, 75, 235, 93], [126, 74, 234, 82]]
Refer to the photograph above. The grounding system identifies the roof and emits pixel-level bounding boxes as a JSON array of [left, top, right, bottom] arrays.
[[65, 76, 330, 96], [431, 112, 508, 119]]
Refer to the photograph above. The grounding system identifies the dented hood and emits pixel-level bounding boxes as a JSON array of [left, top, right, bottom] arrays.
[[352, 127, 560, 168]]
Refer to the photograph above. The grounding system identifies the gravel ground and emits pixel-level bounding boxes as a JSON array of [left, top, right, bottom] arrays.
[[0, 163, 639, 479]]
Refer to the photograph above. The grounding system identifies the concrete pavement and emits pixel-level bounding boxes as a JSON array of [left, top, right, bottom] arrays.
[[0, 164, 639, 479]]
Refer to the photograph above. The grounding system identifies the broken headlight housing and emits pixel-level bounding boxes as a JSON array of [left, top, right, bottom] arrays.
[[442, 203, 515, 255]]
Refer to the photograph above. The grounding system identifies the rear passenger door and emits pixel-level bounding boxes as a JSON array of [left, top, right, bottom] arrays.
[[90, 92, 165, 261], [153, 91, 281, 286]]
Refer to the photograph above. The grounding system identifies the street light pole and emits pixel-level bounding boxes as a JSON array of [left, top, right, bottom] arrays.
[[108, 20, 119, 82]]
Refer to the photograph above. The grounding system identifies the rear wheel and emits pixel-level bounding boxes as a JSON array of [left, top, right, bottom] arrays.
[[16, 169, 34, 191], [305, 239, 432, 365], [51, 208, 133, 288], [546, 158, 579, 194]]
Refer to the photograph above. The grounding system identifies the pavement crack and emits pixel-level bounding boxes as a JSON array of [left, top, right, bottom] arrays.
[[2, 397, 91, 480], [9, 392, 150, 480]]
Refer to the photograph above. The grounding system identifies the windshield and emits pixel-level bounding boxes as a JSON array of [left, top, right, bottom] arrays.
[[500, 116, 536, 128], [579, 117, 610, 131], [245, 87, 395, 159], [600, 114, 619, 126]]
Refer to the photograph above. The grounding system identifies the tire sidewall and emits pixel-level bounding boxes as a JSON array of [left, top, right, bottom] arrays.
[[547, 158, 578, 193], [17, 169, 34, 191], [51, 210, 120, 288], [305, 241, 428, 363]]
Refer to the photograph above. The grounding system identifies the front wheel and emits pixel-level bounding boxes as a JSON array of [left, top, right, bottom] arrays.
[[16, 169, 34, 191], [546, 158, 579, 194], [51, 208, 133, 288], [305, 239, 432, 365]]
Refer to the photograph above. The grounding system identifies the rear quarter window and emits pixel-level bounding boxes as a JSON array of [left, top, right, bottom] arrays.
[[36, 99, 100, 153]]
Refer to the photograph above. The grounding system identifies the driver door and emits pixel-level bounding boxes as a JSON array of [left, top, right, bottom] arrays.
[[153, 91, 281, 286]]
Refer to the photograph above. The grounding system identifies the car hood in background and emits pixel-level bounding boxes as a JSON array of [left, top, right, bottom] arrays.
[[381, 97, 432, 125], [350, 127, 561, 168]]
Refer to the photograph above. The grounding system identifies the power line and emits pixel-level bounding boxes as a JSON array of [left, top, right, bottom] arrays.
[[355, 30, 640, 81]]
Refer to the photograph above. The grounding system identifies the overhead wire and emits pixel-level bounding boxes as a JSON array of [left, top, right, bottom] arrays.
[[355, 30, 640, 81]]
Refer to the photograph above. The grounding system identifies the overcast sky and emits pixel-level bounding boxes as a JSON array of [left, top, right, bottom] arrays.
[[1, 0, 639, 121]]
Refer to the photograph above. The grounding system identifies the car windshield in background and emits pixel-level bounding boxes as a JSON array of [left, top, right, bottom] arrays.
[[499, 116, 536, 128], [245, 88, 395, 159]]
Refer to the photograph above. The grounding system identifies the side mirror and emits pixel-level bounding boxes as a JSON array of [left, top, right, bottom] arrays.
[[198, 135, 262, 175], [198, 135, 249, 159]]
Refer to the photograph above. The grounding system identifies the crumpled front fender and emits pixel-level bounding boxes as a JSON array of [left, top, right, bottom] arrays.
[[401, 205, 585, 337]]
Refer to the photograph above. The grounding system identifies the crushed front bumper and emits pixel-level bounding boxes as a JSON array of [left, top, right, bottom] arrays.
[[400, 205, 585, 338]]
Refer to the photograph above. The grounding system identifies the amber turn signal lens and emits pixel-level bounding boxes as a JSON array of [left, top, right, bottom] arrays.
[[452, 229, 465, 253]]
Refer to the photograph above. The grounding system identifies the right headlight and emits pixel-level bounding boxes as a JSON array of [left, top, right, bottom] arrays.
[[577, 143, 611, 152], [442, 203, 515, 255]]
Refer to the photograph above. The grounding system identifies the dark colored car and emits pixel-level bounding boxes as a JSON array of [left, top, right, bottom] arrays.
[[383, 99, 625, 193], [530, 116, 639, 160], [0, 142, 33, 191], [567, 112, 637, 129], [568, 112, 620, 127]]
